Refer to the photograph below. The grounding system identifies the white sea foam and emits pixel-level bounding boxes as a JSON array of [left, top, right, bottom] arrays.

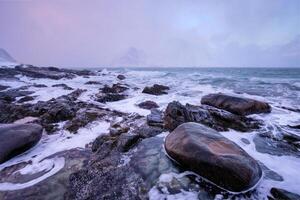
[[0, 121, 110, 190], [1, 68, 300, 198]]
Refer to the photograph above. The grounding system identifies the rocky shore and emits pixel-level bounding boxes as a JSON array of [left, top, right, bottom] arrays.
[[0, 64, 299, 200]]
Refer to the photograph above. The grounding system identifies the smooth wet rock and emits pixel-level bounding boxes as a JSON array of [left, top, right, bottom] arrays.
[[270, 188, 300, 200], [117, 74, 126, 80], [17, 96, 34, 103], [164, 101, 261, 132], [253, 133, 300, 157], [0, 123, 43, 164], [85, 81, 102, 85], [101, 83, 128, 94], [201, 93, 271, 116], [95, 93, 127, 103], [165, 122, 262, 193], [0, 85, 9, 91], [138, 100, 159, 110], [52, 83, 73, 90], [32, 83, 47, 88], [117, 133, 141, 152], [142, 84, 170, 95]]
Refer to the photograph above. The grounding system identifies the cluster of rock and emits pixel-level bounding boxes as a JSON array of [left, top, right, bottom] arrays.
[[0, 64, 94, 80], [95, 83, 129, 103], [1, 65, 300, 200]]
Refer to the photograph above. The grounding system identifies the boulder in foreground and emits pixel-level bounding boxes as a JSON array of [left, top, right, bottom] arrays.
[[201, 93, 271, 116], [164, 122, 262, 193], [0, 123, 43, 164]]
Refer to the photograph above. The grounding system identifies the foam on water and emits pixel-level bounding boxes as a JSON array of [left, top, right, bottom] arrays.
[[1, 67, 300, 197], [0, 121, 110, 190]]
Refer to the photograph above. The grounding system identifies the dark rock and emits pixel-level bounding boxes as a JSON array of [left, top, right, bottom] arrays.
[[52, 83, 73, 90], [91, 135, 115, 152], [117, 74, 126, 80], [0, 67, 19, 79], [15, 65, 76, 80], [253, 133, 300, 157], [279, 106, 300, 113], [0, 149, 92, 200], [117, 133, 141, 152], [68, 135, 180, 200], [147, 109, 164, 128], [271, 188, 300, 200], [64, 108, 107, 133], [95, 93, 127, 103], [0, 123, 43, 164], [0, 85, 9, 91], [132, 124, 164, 138], [142, 84, 170, 95], [17, 96, 34, 103], [288, 124, 300, 129], [109, 126, 130, 137], [241, 138, 251, 145], [0, 88, 87, 134], [137, 100, 159, 110], [260, 163, 283, 182], [85, 81, 102, 85], [32, 84, 47, 88], [101, 83, 128, 94], [201, 93, 271, 116], [165, 122, 262, 193], [164, 101, 261, 132], [0, 89, 35, 102]]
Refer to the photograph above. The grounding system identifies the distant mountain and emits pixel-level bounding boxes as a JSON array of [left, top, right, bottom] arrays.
[[0, 48, 17, 67], [112, 47, 146, 67]]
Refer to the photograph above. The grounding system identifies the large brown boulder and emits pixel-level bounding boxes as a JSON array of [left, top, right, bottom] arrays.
[[0, 123, 43, 164], [201, 93, 271, 116], [164, 122, 262, 193]]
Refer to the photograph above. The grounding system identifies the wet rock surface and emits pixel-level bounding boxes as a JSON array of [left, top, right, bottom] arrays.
[[137, 100, 159, 110], [0, 149, 92, 200], [270, 188, 300, 200], [0, 124, 43, 164], [17, 96, 35, 103], [0, 85, 9, 91], [95, 83, 129, 103], [0, 89, 89, 133], [68, 134, 179, 200], [201, 93, 271, 116], [165, 122, 262, 193], [117, 74, 126, 80], [142, 84, 170, 95], [253, 132, 300, 157], [52, 83, 73, 90], [164, 101, 261, 132]]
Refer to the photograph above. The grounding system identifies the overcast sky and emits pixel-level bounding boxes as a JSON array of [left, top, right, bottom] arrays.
[[0, 0, 300, 68]]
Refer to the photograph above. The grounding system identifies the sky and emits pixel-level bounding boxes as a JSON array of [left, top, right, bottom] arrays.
[[0, 0, 300, 68]]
